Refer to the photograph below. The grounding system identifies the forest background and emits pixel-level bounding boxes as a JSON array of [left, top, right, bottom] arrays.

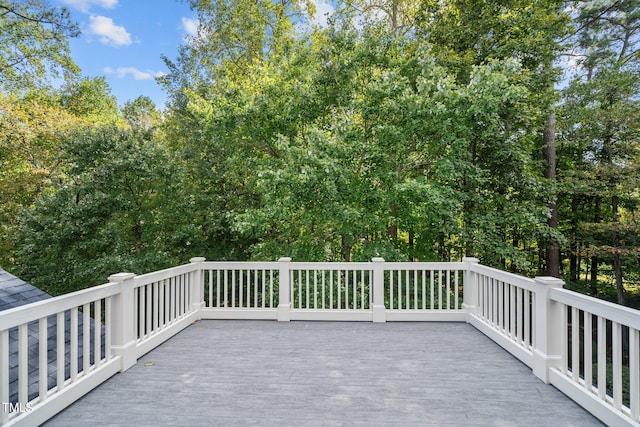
[[1, 0, 639, 308]]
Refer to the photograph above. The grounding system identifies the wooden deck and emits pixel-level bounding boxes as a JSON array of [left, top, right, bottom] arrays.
[[44, 320, 602, 426]]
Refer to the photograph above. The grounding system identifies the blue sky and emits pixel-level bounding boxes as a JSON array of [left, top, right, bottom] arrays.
[[53, 0, 197, 108], [53, 0, 337, 109]]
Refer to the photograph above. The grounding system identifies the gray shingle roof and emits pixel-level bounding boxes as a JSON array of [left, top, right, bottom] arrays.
[[1, 267, 103, 404], [0, 267, 50, 311]]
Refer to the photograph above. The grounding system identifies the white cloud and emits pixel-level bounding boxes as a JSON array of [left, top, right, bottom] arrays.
[[181, 17, 198, 37], [89, 15, 131, 47], [104, 66, 165, 80], [60, 0, 118, 13]]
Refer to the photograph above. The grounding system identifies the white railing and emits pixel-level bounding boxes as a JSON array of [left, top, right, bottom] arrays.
[[289, 261, 373, 321], [199, 261, 279, 320], [383, 261, 465, 321], [198, 258, 467, 322], [0, 283, 121, 426], [462, 259, 640, 427], [1, 256, 639, 426], [549, 288, 640, 426], [0, 260, 202, 427], [465, 262, 541, 367]]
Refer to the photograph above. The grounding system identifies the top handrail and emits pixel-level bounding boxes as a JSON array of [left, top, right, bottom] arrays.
[[201, 261, 279, 270], [290, 261, 372, 270], [550, 287, 640, 329], [469, 263, 537, 291], [197, 260, 466, 271], [131, 262, 198, 287], [0, 282, 119, 331], [381, 261, 465, 270]]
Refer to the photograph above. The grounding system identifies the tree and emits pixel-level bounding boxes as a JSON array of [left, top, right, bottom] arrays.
[[543, 112, 560, 277], [157, 0, 322, 261], [0, 89, 77, 266], [154, 1, 577, 270], [176, 9, 563, 268], [0, 78, 122, 268], [161, 0, 313, 105], [15, 126, 197, 294], [558, 0, 640, 304], [339, 0, 420, 34], [0, 0, 80, 91], [416, 0, 569, 270], [122, 96, 162, 131], [59, 76, 120, 125]]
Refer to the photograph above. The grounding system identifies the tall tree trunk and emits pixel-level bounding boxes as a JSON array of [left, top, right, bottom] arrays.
[[590, 197, 600, 293], [387, 204, 398, 240], [341, 235, 352, 262], [512, 229, 519, 273], [612, 195, 625, 305], [589, 256, 599, 294], [538, 247, 545, 274], [464, 140, 477, 257], [543, 112, 560, 277], [463, 198, 474, 257], [408, 230, 415, 261], [603, 111, 625, 305], [569, 197, 578, 282]]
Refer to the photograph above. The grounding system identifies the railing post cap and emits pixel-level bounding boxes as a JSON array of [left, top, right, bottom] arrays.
[[462, 257, 480, 263], [371, 257, 385, 262], [108, 272, 136, 283], [534, 276, 565, 287], [190, 257, 206, 263], [278, 257, 292, 262]]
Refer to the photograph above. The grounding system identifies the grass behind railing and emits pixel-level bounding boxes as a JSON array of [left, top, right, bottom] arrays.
[[384, 269, 463, 311], [291, 270, 371, 310], [203, 269, 280, 309], [567, 310, 634, 409], [201, 267, 466, 311]]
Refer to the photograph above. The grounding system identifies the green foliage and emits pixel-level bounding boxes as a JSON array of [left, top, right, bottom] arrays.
[[418, 0, 568, 88], [0, 0, 80, 92], [122, 96, 162, 131], [14, 127, 198, 294], [59, 76, 120, 125], [0, 78, 124, 269], [178, 17, 559, 267], [4, 0, 638, 305], [557, 0, 640, 304]]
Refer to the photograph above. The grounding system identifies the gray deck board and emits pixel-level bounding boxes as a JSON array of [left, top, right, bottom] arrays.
[[45, 321, 602, 426]]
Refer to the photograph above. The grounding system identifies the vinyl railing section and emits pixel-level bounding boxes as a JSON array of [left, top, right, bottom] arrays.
[[0, 283, 121, 426], [0, 260, 201, 427], [383, 261, 465, 322], [200, 261, 280, 320], [464, 262, 541, 367], [549, 288, 640, 426], [463, 260, 640, 426], [198, 258, 467, 322], [289, 261, 373, 321], [1, 256, 639, 426]]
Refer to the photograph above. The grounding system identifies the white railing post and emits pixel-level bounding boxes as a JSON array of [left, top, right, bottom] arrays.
[[277, 257, 292, 322], [109, 272, 137, 372], [189, 257, 206, 318], [462, 257, 479, 321], [532, 276, 564, 383], [372, 258, 386, 323]]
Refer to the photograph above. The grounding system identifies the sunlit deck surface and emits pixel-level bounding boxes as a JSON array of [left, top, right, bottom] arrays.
[[45, 321, 602, 426]]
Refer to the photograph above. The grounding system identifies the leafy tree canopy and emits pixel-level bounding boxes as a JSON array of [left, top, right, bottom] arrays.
[[0, 0, 80, 92]]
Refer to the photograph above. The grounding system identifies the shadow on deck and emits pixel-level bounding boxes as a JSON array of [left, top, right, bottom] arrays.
[[45, 321, 602, 426]]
